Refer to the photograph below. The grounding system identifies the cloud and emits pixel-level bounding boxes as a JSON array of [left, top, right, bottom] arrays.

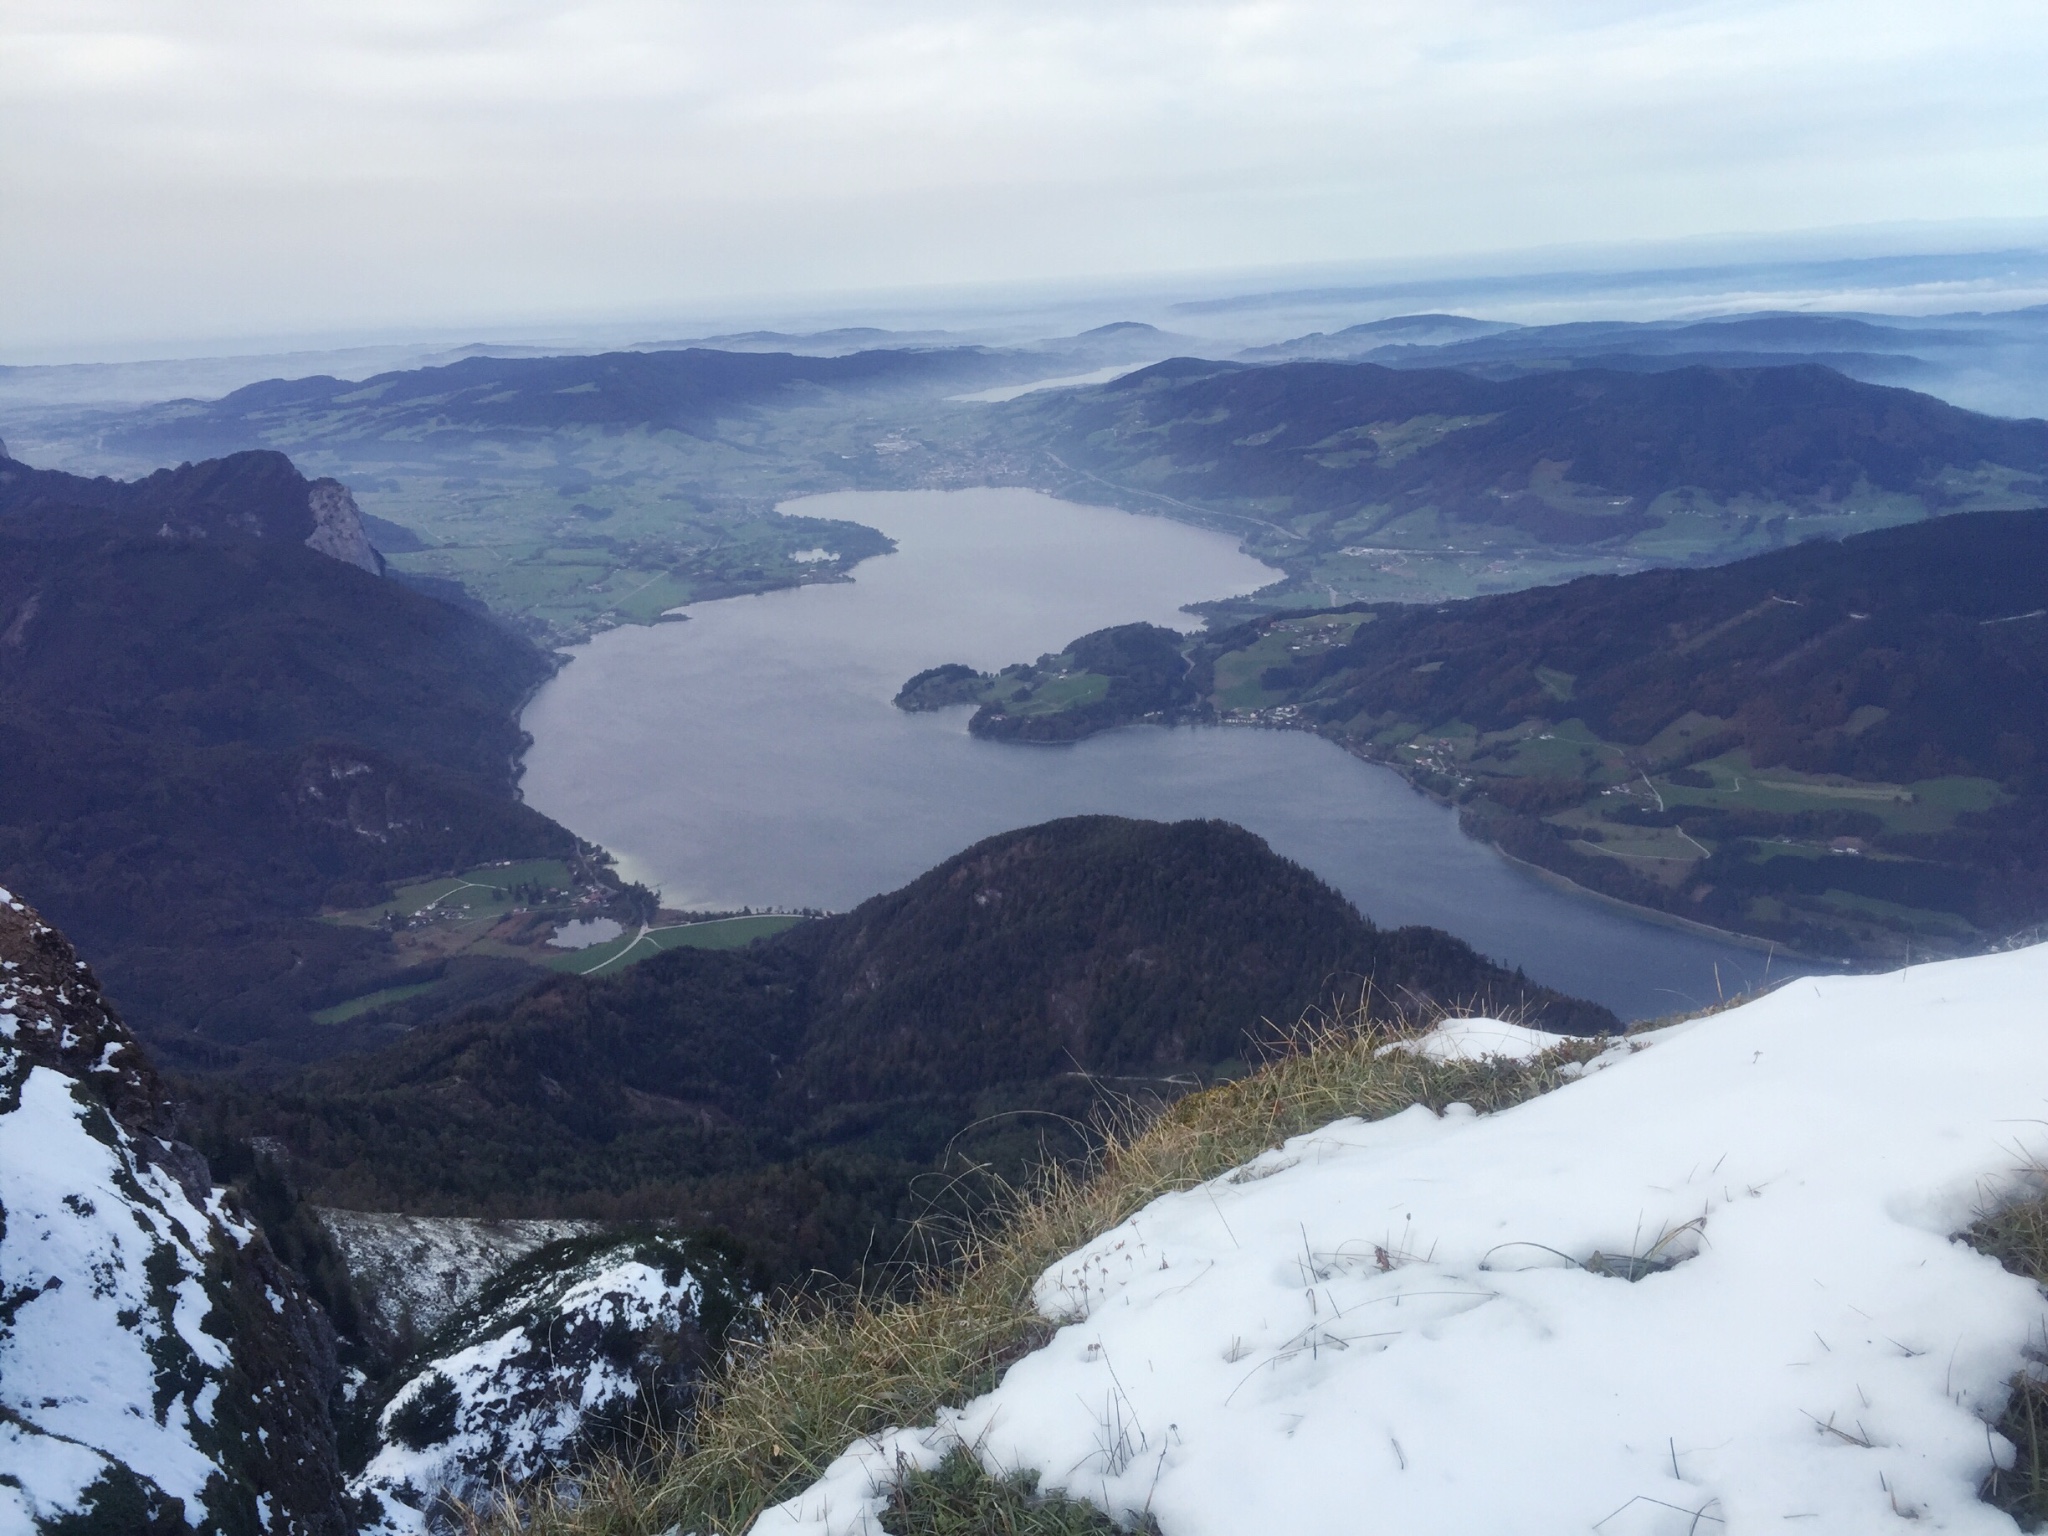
[[3, 0, 2046, 349]]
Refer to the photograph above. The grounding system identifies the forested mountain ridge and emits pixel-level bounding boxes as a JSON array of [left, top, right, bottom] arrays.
[[194, 816, 1614, 1282], [108, 346, 1051, 453], [989, 357, 2048, 612], [909, 509, 2048, 960], [0, 442, 380, 567], [1008, 358, 2048, 534], [0, 450, 584, 1069]]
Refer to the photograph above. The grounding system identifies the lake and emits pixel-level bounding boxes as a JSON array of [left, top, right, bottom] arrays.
[[521, 488, 1805, 1020]]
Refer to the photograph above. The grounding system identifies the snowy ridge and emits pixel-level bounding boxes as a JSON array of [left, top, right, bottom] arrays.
[[352, 1236, 747, 1534], [316, 1210, 599, 1347], [761, 945, 2048, 1536], [0, 886, 346, 1533], [0, 1066, 245, 1528]]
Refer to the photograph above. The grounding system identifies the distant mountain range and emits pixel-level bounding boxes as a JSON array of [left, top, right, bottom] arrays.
[[1239, 309, 1978, 374], [911, 508, 2048, 960], [1234, 304, 2048, 423], [98, 335, 1193, 463], [1005, 357, 2048, 540], [193, 816, 1613, 1284], [110, 346, 1039, 454], [33, 326, 2048, 635], [639, 320, 1193, 364]]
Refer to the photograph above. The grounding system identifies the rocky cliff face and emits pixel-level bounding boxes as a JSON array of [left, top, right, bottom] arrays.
[[0, 886, 757, 1533], [0, 449, 386, 576], [0, 888, 351, 1534], [304, 480, 385, 576]]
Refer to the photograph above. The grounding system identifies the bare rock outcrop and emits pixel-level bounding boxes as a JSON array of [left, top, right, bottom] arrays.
[[306, 478, 385, 575]]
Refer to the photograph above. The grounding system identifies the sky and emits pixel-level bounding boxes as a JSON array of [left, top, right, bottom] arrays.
[[5, 0, 2048, 356]]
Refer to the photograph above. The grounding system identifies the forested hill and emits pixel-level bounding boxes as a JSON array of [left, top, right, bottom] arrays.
[[991, 358, 2048, 597], [109, 345, 1037, 454], [931, 509, 2048, 960], [1240, 310, 1964, 377], [0, 451, 579, 1069], [196, 816, 1614, 1281]]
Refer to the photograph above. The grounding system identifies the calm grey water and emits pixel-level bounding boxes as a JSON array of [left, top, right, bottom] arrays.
[[521, 488, 1800, 1020]]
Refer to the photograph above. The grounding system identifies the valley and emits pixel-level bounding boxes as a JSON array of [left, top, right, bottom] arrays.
[[3, 339, 1157, 645], [517, 486, 1787, 1017], [4, 317, 2046, 1536], [15, 9, 2048, 1530], [310, 857, 806, 1023]]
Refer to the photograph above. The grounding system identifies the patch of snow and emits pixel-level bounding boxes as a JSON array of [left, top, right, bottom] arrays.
[[316, 1210, 600, 1341], [1385, 1014, 1571, 1063], [751, 1427, 950, 1536], [0, 1066, 253, 1525], [764, 945, 2048, 1535]]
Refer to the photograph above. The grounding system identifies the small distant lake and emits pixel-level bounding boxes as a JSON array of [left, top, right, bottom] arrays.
[[521, 488, 1803, 1020], [549, 917, 623, 951]]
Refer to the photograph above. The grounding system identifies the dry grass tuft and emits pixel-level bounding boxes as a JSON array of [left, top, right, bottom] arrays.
[[1969, 1185, 2048, 1529], [878, 1448, 1147, 1536], [1972, 1186, 2048, 1287], [467, 1006, 1609, 1536]]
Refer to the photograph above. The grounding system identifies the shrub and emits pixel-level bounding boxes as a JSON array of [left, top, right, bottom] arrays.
[[388, 1371, 461, 1451]]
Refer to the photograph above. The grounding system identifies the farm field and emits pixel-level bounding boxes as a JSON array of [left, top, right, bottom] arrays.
[[1357, 718, 2009, 946], [316, 860, 807, 1026], [544, 913, 807, 974]]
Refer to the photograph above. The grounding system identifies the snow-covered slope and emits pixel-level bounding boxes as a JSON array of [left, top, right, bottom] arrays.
[[765, 946, 2048, 1536], [352, 1234, 752, 1534], [315, 1210, 599, 1348], [0, 887, 348, 1535]]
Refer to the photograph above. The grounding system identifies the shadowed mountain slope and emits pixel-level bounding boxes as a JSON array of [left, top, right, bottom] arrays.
[[193, 816, 1614, 1281], [0, 451, 579, 1068]]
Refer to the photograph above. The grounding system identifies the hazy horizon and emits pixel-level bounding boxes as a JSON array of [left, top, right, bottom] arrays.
[[6, 228, 2048, 376], [7, 1, 2047, 356]]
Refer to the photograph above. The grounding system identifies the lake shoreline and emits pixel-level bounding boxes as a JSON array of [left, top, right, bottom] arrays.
[[521, 486, 1797, 1019]]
